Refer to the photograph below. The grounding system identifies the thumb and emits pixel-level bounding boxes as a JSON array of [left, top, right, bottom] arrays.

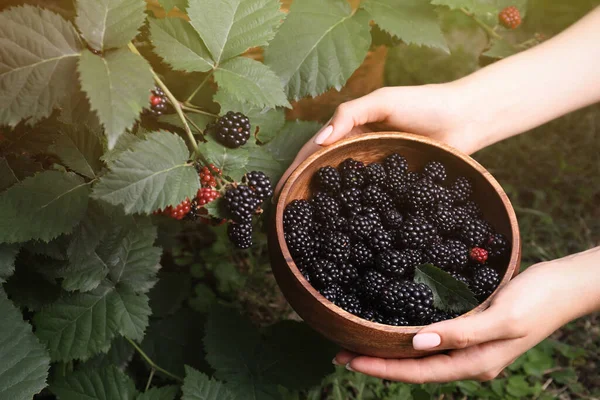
[[413, 306, 519, 351], [315, 88, 393, 146]]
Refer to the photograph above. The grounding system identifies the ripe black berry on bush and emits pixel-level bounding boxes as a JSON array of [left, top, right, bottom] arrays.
[[376, 248, 422, 278], [149, 87, 168, 116], [315, 166, 341, 195], [397, 216, 437, 249], [380, 281, 434, 323], [224, 185, 260, 222], [243, 171, 272, 201], [471, 267, 501, 300], [212, 111, 251, 148], [423, 161, 446, 183], [227, 222, 253, 249]]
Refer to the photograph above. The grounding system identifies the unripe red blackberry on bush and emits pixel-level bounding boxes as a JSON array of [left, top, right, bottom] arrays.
[[499, 6, 521, 29], [149, 86, 168, 116]]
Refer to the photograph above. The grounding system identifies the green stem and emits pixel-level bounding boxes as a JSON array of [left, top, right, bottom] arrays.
[[125, 337, 183, 382], [145, 368, 156, 392], [461, 8, 503, 40], [181, 104, 219, 118], [186, 70, 215, 103], [184, 113, 206, 135], [127, 42, 198, 155]]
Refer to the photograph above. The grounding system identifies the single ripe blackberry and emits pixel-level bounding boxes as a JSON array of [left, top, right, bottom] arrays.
[[429, 204, 457, 235], [423, 243, 453, 270], [338, 187, 363, 217], [437, 186, 456, 207], [338, 263, 359, 287], [185, 198, 203, 221], [320, 284, 343, 303], [386, 170, 408, 199], [462, 201, 483, 219], [340, 158, 366, 189], [451, 272, 471, 287], [283, 200, 314, 232], [446, 240, 469, 271], [453, 205, 471, 227], [320, 232, 351, 263], [224, 185, 260, 222], [403, 178, 440, 211], [350, 242, 375, 268], [459, 218, 492, 247], [316, 215, 349, 234], [311, 192, 341, 221], [212, 111, 251, 148], [384, 153, 408, 175], [361, 185, 385, 208], [451, 177, 472, 203], [382, 208, 403, 230], [243, 171, 272, 201], [362, 206, 383, 225], [428, 309, 454, 324], [485, 233, 510, 260], [376, 248, 422, 278], [360, 269, 389, 304], [385, 315, 410, 326], [285, 228, 318, 258], [423, 161, 447, 183], [405, 171, 422, 185], [227, 222, 253, 249], [348, 214, 378, 241], [361, 308, 386, 323], [365, 163, 387, 185], [397, 216, 437, 249], [471, 267, 501, 300], [309, 259, 341, 288], [380, 281, 434, 323], [315, 166, 341, 195], [335, 292, 362, 315], [149, 87, 168, 116], [368, 228, 393, 253]]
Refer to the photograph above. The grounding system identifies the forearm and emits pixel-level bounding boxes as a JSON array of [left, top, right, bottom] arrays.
[[454, 6, 600, 150]]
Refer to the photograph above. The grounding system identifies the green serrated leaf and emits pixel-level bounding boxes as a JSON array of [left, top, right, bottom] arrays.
[[78, 49, 154, 149], [112, 285, 151, 341], [92, 131, 200, 214], [3, 261, 62, 311], [187, 0, 284, 63], [0, 5, 82, 127], [58, 84, 102, 130], [483, 39, 519, 59], [188, 283, 216, 313], [0, 289, 50, 400], [414, 264, 478, 313], [361, 0, 448, 52], [0, 171, 90, 244], [83, 336, 135, 371], [0, 244, 19, 282], [214, 57, 290, 109], [49, 126, 103, 179], [431, 0, 496, 15], [75, 0, 146, 52], [50, 365, 137, 400], [101, 132, 142, 164], [266, 120, 321, 168], [149, 271, 192, 318], [137, 386, 179, 400], [230, 146, 282, 185], [214, 89, 285, 144], [182, 366, 236, 400], [197, 136, 249, 173], [203, 199, 228, 220], [149, 18, 214, 73], [159, 113, 215, 132], [265, 0, 371, 100], [0, 158, 19, 191]]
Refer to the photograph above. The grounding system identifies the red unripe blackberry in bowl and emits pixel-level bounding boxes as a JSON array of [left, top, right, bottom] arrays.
[[270, 132, 520, 358]]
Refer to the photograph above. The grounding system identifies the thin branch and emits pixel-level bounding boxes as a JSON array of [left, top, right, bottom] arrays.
[[145, 368, 156, 392], [461, 8, 503, 40], [181, 104, 218, 118], [125, 337, 183, 382], [185, 70, 215, 103], [184, 113, 206, 136]]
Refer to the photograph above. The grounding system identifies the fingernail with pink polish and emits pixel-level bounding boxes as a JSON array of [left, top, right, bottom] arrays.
[[314, 125, 333, 145], [413, 333, 441, 350]]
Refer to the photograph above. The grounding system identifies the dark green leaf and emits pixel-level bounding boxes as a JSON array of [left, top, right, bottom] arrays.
[[49, 126, 104, 179], [414, 264, 478, 312], [456, 380, 482, 396], [78, 49, 154, 149], [0, 5, 82, 127], [483, 39, 519, 59], [0, 289, 50, 400], [0, 171, 90, 244], [0, 244, 19, 283], [431, 0, 496, 15], [137, 385, 179, 400], [75, 0, 146, 51], [182, 367, 236, 400], [188, 283, 217, 313], [92, 131, 200, 214], [83, 336, 135, 371], [159, 113, 215, 133], [490, 378, 506, 397], [506, 375, 533, 397], [265, 0, 371, 100], [523, 346, 554, 377], [3, 261, 62, 311], [58, 84, 102, 130], [214, 57, 290, 109], [25, 236, 69, 261], [266, 120, 321, 167], [149, 271, 192, 318], [197, 136, 249, 173], [203, 199, 228, 220], [0, 158, 19, 191], [101, 133, 143, 164], [50, 365, 137, 400]]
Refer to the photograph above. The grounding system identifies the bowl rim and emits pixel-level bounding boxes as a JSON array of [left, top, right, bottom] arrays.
[[276, 132, 521, 333]]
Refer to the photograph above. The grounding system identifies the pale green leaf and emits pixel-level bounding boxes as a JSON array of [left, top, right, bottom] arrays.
[[50, 365, 137, 400], [214, 57, 290, 109], [101, 132, 142, 164], [78, 49, 154, 149], [112, 286, 151, 341], [0, 5, 82, 127], [0, 171, 90, 244], [75, 0, 146, 52], [483, 39, 519, 59], [361, 0, 448, 52], [149, 18, 214, 73], [0, 289, 50, 400], [91, 131, 200, 214], [265, 120, 321, 167], [0, 244, 19, 282], [0, 158, 19, 191], [182, 367, 236, 400], [187, 0, 284, 63], [214, 89, 285, 144], [265, 0, 371, 100], [414, 264, 479, 313], [137, 385, 179, 400], [431, 0, 496, 15], [158, 0, 188, 12], [159, 113, 215, 132], [197, 136, 249, 173], [49, 126, 104, 179]]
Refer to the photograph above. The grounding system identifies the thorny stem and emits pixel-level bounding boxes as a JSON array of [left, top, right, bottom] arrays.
[[460, 8, 503, 40], [125, 337, 183, 383], [185, 70, 215, 103], [145, 368, 156, 392], [184, 113, 206, 136]]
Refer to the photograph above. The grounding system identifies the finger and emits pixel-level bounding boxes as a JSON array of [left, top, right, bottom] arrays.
[[315, 89, 393, 146], [272, 140, 322, 200], [413, 305, 524, 351], [334, 349, 358, 365]]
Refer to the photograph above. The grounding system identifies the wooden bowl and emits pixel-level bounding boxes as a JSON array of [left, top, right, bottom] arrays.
[[269, 132, 521, 358]]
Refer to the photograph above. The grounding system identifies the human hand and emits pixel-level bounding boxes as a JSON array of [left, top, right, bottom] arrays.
[[273, 83, 479, 198], [333, 249, 600, 383]]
